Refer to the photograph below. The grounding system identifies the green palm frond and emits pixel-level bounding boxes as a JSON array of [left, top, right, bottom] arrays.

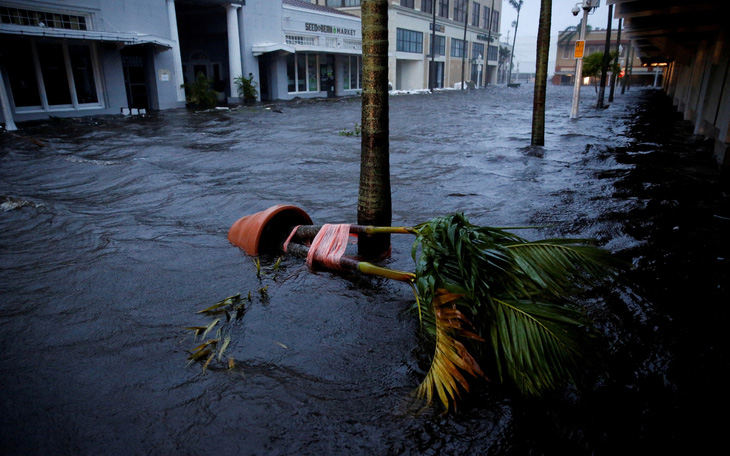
[[490, 297, 596, 396], [410, 213, 622, 409]]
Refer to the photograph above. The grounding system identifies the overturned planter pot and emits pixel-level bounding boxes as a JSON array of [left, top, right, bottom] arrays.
[[227, 204, 313, 256]]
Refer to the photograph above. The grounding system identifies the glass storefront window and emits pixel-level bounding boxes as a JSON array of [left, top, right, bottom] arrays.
[[286, 53, 321, 94], [69, 45, 99, 104], [3, 38, 102, 111], [37, 42, 72, 106], [307, 54, 318, 92]]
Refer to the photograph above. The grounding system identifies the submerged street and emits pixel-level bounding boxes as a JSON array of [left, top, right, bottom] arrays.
[[1, 85, 729, 455]]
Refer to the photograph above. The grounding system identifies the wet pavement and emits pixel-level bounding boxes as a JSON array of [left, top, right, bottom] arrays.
[[1, 85, 729, 455]]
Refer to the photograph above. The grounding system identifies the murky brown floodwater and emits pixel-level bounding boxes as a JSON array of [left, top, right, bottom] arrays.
[[1, 85, 728, 455]]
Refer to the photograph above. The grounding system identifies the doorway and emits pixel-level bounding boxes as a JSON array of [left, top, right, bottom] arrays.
[[319, 54, 335, 98], [121, 48, 149, 110]]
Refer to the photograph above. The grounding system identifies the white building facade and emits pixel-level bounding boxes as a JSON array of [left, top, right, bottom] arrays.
[[0, 0, 361, 128], [0, 0, 190, 126], [317, 0, 503, 90]]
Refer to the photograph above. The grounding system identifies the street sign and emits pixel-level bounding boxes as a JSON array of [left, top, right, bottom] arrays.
[[574, 40, 585, 59]]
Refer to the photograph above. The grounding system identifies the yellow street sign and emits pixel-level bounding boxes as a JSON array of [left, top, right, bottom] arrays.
[[574, 40, 585, 59]]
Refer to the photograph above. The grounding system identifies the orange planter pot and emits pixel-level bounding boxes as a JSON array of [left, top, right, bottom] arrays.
[[228, 204, 313, 256]]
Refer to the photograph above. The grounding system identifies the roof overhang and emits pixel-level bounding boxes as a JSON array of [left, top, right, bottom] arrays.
[[608, 0, 729, 64], [251, 42, 296, 56], [0, 24, 174, 49]]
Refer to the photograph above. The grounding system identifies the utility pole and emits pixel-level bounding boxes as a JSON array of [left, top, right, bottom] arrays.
[[461, 1, 469, 89], [608, 17, 621, 102], [570, 0, 599, 119], [597, 3, 612, 108], [486, 0, 495, 85], [429, 1, 436, 92], [621, 40, 631, 94]]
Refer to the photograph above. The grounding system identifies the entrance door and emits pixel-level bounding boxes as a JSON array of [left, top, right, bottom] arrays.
[[121, 48, 149, 110], [319, 54, 335, 98], [258, 54, 271, 102], [432, 61, 444, 88]]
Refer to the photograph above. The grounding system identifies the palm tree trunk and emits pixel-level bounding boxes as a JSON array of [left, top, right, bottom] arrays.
[[508, 14, 519, 85], [531, 0, 551, 146], [597, 4, 613, 108], [358, 0, 392, 260]]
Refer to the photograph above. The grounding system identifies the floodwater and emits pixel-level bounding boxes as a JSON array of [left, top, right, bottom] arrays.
[[1, 85, 728, 455]]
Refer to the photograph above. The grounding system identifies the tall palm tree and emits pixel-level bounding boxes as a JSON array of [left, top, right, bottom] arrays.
[[507, 0, 524, 85], [531, 0, 551, 146], [358, 0, 392, 260]]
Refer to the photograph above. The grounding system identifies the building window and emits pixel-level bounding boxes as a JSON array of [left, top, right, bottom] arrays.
[[491, 10, 499, 32], [562, 45, 571, 59], [0, 6, 88, 30], [286, 53, 320, 93], [326, 1, 361, 6], [286, 35, 317, 46], [4, 39, 102, 111], [487, 44, 498, 61], [472, 42, 485, 60], [454, 0, 466, 22], [400, 0, 414, 8], [343, 55, 362, 90], [421, 0, 433, 13], [439, 0, 449, 18], [472, 3, 480, 27], [483, 6, 490, 30], [451, 38, 466, 57], [430, 35, 445, 56], [396, 28, 423, 53]]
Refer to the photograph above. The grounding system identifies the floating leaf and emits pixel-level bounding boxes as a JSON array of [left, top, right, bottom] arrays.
[[197, 294, 241, 314], [201, 318, 219, 339], [218, 336, 231, 361]]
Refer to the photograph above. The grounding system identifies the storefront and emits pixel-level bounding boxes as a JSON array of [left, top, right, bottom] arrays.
[[0, 0, 188, 127], [246, 0, 362, 101]]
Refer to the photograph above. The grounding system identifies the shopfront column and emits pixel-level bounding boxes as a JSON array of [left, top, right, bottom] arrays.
[[0, 69, 17, 131], [225, 3, 243, 100], [166, 0, 186, 102]]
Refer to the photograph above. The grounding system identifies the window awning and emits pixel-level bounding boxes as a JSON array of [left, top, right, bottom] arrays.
[[251, 42, 296, 56], [0, 24, 174, 48]]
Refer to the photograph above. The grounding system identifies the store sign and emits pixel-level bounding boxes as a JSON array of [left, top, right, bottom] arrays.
[[476, 34, 494, 42], [305, 23, 357, 36], [429, 23, 444, 32]]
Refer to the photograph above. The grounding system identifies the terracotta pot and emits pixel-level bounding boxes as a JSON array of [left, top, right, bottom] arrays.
[[228, 204, 313, 256]]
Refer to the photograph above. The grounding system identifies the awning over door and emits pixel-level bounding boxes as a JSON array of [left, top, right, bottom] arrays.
[[0, 24, 174, 48], [251, 42, 296, 56]]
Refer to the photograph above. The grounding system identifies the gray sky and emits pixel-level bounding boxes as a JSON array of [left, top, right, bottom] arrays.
[[500, 0, 619, 75]]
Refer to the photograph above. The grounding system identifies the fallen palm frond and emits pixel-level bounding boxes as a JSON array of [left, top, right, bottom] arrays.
[[411, 213, 623, 409], [415, 290, 486, 411]]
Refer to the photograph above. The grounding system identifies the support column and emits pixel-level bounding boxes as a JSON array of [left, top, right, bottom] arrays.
[[226, 3, 243, 101], [166, 0, 186, 103], [0, 70, 17, 131]]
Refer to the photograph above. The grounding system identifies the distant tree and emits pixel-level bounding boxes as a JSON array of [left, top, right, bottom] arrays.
[[582, 51, 621, 100], [507, 0, 524, 85], [498, 46, 511, 83], [358, 0, 392, 260]]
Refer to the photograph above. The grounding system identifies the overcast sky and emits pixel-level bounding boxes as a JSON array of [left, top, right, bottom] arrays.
[[500, 0, 619, 75]]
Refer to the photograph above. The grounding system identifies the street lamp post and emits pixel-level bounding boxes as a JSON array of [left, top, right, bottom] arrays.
[[570, 0, 600, 119]]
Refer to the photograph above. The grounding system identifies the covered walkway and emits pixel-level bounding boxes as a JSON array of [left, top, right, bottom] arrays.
[[609, 0, 730, 173]]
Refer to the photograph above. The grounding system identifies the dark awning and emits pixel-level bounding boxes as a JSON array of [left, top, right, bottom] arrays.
[[0, 23, 174, 48]]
